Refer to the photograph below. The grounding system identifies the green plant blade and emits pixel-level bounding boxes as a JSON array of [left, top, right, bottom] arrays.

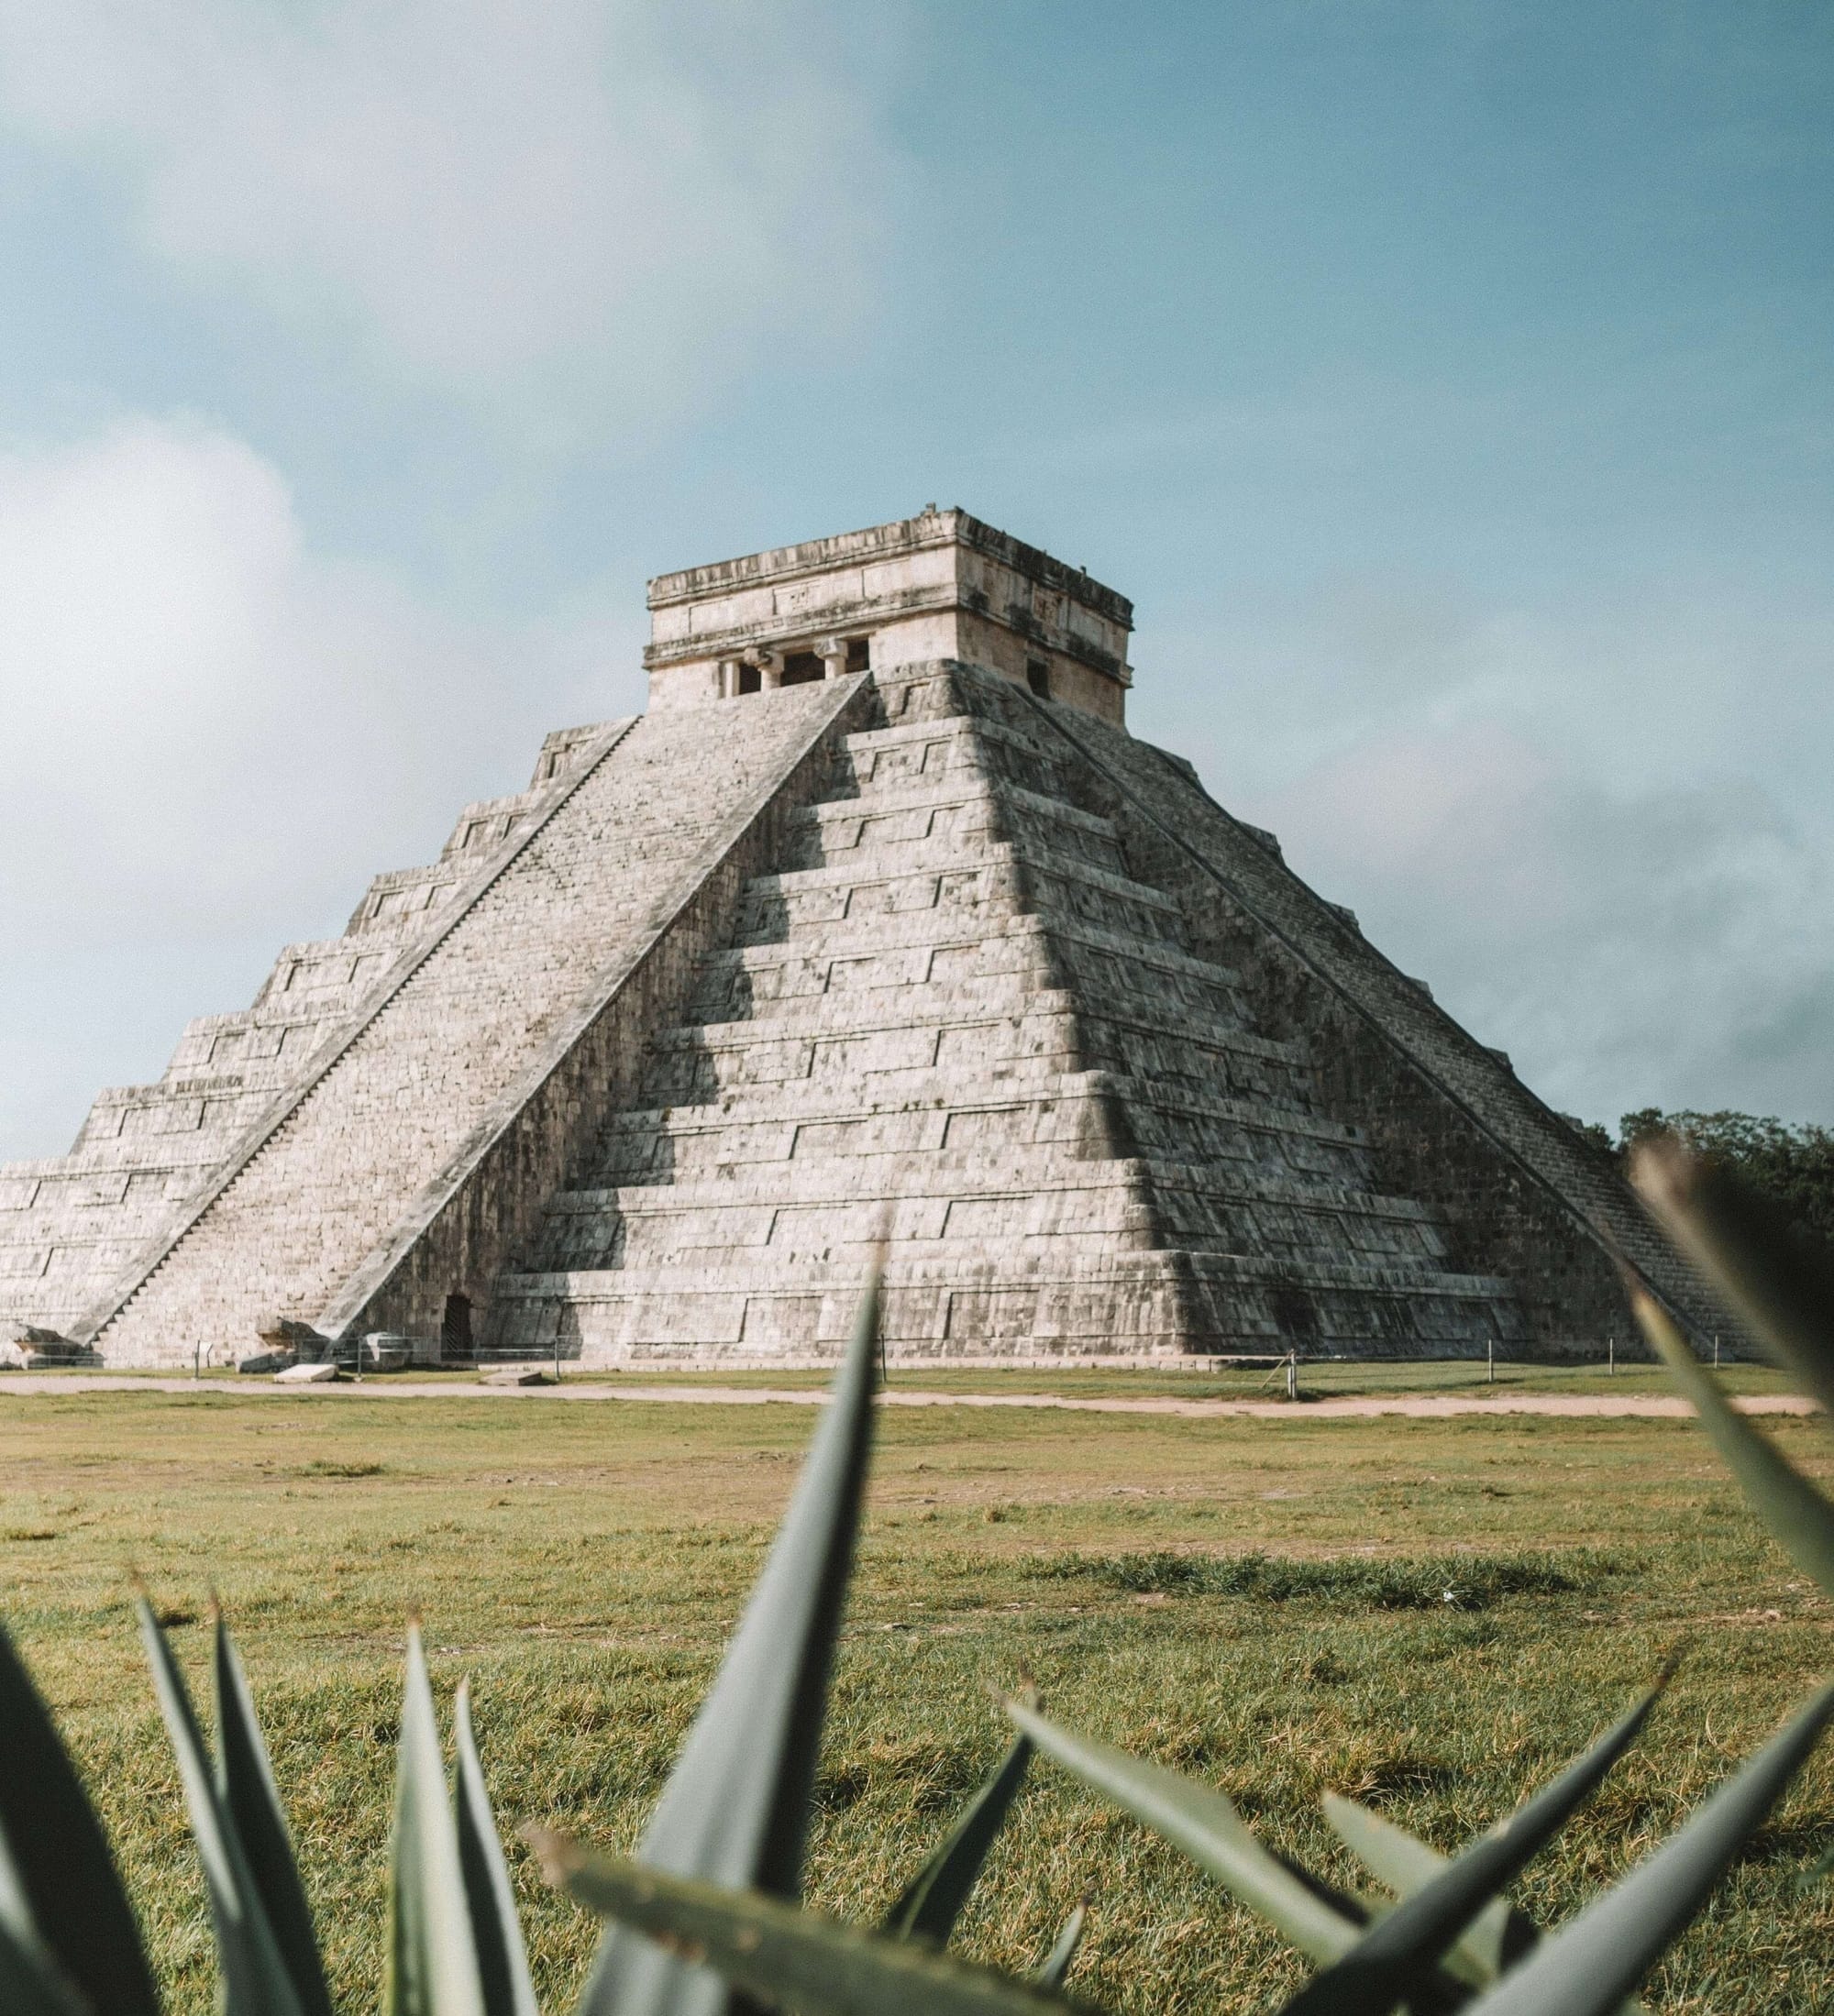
[[1004, 1699, 1359, 1966], [533, 1832, 1097, 2016], [1322, 1797, 1523, 1982], [454, 1680, 538, 2016], [882, 1729, 1033, 1944], [213, 1616, 333, 2016], [578, 1273, 883, 2016], [386, 1626, 487, 2016], [1462, 1681, 1834, 2016], [0, 1902, 91, 2016], [1284, 1676, 1669, 2015], [1035, 1905, 1087, 1989], [1632, 1136, 1834, 1417], [138, 1596, 306, 2016], [0, 1618, 158, 2016], [1634, 1290, 1834, 1601]]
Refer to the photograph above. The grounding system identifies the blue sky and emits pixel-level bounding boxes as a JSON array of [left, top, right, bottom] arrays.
[[1, 1, 1830, 1157]]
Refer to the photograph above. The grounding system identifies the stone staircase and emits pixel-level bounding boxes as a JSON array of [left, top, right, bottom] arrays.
[[0, 726, 599, 1338], [17, 678, 867, 1363], [489, 665, 1524, 1363], [1006, 673, 1719, 1340]]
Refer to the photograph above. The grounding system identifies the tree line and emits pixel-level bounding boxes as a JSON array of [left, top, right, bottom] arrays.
[[1565, 1107, 1834, 1246]]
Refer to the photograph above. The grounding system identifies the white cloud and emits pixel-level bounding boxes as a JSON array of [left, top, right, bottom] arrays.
[[1251, 716, 1834, 1129], [1137, 562, 1834, 1127], [0, 0, 897, 418], [0, 415, 641, 1153]]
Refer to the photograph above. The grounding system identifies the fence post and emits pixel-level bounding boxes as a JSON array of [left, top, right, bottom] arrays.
[[1487, 1338, 1495, 1383], [1608, 1335, 1615, 1377], [1286, 1350, 1298, 1402]]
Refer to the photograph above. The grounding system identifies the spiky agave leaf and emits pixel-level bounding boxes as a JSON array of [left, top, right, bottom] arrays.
[[454, 1680, 538, 2016], [138, 1595, 307, 2016], [1631, 1136, 1834, 1418], [0, 1617, 158, 2016], [1322, 1800, 1652, 2014], [0, 1820, 91, 2016], [1462, 1683, 1834, 2016], [213, 1614, 333, 2016], [1322, 1798, 1522, 1984], [386, 1626, 487, 2016], [882, 1722, 1033, 1945], [1633, 1290, 1834, 1600], [1280, 1674, 1671, 2015], [1003, 1699, 1361, 1967], [1034, 1905, 1088, 1990], [533, 1831, 1097, 2016], [0, 1904, 91, 2016], [575, 1273, 883, 2016]]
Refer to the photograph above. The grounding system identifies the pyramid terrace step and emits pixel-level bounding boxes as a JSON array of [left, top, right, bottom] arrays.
[[636, 1007, 1317, 1114], [546, 1150, 1437, 1236], [508, 1249, 1511, 1304], [784, 783, 1125, 878], [543, 1164, 1161, 1267], [579, 1098, 1371, 1201], [586, 1074, 1116, 1179], [251, 935, 414, 1007], [652, 987, 1301, 1068], [744, 835, 1179, 922], [793, 774, 1114, 844], [73, 1084, 278, 1151], [492, 1250, 1196, 1360], [591, 1069, 1364, 1159], [693, 899, 1218, 983], [161, 1000, 358, 1079], [692, 911, 1252, 1014], [490, 1243, 1513, 1361]]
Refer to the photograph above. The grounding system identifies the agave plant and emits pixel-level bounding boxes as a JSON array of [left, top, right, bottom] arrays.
[[2, 1179, 1831, 2016]]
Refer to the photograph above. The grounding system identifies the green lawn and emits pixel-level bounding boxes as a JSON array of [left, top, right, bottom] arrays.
[[3, 1387, 1829, 2014]]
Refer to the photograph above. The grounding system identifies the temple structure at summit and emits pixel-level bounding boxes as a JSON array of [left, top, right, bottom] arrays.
[[0, 508, 1715, 1366]]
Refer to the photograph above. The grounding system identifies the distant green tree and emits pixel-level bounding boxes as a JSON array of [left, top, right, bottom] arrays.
[[1619, 1107, 1834, 1245], [1561, 1112, 1617, 1156]]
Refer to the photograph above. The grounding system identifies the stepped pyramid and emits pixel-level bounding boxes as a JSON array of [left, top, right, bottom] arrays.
[[0, 509, 1713, 1367]]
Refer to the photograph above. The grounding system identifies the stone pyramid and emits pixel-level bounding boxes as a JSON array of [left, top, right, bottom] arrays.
[[0, 509, 1713, 1366]]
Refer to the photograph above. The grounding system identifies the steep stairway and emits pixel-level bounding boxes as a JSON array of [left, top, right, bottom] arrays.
[[0, 726, 604, 1339], [73, 678, 867, 1362], [490, 664, 1523, 1362]]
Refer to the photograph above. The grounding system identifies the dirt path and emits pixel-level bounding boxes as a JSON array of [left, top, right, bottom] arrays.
[[0, 1374, 1815, 1422]]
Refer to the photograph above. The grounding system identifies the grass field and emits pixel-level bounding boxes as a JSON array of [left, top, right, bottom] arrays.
[[4, 1385, 1830, 2013]]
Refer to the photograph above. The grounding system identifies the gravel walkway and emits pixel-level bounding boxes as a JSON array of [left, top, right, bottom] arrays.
[[0, 1374, 1815, 1421]]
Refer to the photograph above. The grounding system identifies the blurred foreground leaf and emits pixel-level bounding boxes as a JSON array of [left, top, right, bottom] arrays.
[[883, 1723, 1033, 1946], [1633, 1290, 1834, 1601], [1463, 1684, 1834, 2016], [535, 1833, 1094, 2016], [1633, 1137, 1834, 1416], [214, 1616, 332, 2016], [0, 1618, 157, 2016], [1284, 1674, 1670, 2014], [578, 1274, 882, 2016], [385, 1626, 485, 2016]]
